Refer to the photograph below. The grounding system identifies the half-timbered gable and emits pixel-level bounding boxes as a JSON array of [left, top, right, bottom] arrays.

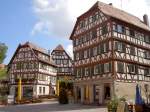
[[8, 42, 57, 99], [51, 44, 73, 80]]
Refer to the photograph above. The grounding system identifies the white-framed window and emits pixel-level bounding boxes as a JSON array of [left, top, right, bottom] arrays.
[[84, 50, 87, 59], [115, 41, 125, 52], [104, 63, 111, 73], [128, 64, 136, 73], [43, 87, 45, 94], [117, 62, 124, 73], [76, 52, 79, 60], [144, 51, 150, 59], [39, 87, 42, 94], [130, 46, 136, 55], [85, 67, 90, 76], [93, 47, 97, 56], [94, 65, 99, 75]]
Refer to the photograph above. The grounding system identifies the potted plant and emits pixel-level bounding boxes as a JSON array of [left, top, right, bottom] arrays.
[[107, 97, 119, 112]]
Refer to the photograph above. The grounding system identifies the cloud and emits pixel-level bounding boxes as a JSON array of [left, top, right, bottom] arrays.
[[31, 0, 73, 38], [66, 44, 73, 59], [31, 0, 150, 38]]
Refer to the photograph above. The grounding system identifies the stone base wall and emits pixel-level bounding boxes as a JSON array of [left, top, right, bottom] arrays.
[[114, 81, 150, 103]]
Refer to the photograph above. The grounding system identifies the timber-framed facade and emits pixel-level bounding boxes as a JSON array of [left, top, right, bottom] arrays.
[[51, 44, 73, 81], [70, 1, 150, 104], [8, 42, 57, 99]]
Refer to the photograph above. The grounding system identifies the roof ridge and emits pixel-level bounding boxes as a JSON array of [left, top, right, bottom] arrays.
[[54, 44, 64, 51], [97, 1, 142, 21]]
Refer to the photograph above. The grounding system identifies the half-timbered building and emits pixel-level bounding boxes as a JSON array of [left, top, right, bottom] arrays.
[[70, 1, 150, 104], [51, 44, 73, 81], [8, 42, 57, 99]]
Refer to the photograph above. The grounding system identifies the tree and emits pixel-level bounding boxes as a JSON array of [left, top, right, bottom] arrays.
[[58, 88, 68, 104], [0, 68, 7, 79], [0, 43, 8, 64]]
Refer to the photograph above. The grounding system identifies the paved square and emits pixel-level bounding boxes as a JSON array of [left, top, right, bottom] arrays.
[[0, 101, 107, 112]]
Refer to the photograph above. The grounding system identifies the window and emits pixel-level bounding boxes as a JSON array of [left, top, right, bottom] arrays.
[[92, 30, 97, 39], [104, 63, 111, 73], [144, 51, 150, 59], [90, 48, 93, 57], [84, 50, 88, 59], [118, 25, 125, 33], [94, 65, 99, 75], [117, 62, 124, 73], [85, 67, 90, 76], [56, 60, 61, 65], [75, 39, 79, 46], [43, 87, 45, 94], [92, 14, 97, 22], [144, 35, 150, 43], [144, 68, 150, 76], [115, 42, 126, 52], [102, 25, 108, 35], [129, 29, 135, 37], [128, 64, 136, 73], [130, 46, 136, 55], [79, 52, 84, 60], [77, 68, 81, 78], [103, 43, 109, 53], [16, 63, 21, 70], [63, 60, 68, 65], [76, 52, 79, 60], [39, 87, 42, 94], [80, 21, 85, 28], [93, 47, 97, 56]]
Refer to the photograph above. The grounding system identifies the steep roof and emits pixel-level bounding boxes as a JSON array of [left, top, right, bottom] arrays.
[[54, 44, 64, 51], [70, 1, 150, 39], [96, 1, 150, 31], [8, 42, 57, 67], [24, 42, 49, 55]]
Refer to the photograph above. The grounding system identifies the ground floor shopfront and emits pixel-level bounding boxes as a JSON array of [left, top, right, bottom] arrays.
[[73, 78, 114, 104], [9, 84, 56, 99]]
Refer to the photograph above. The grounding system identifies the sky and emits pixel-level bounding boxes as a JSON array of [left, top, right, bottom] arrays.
[[0, 0, 150, 64]]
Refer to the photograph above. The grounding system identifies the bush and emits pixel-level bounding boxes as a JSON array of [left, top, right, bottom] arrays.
[[58, 88, 68, 104], [107, 98, 119, 112]]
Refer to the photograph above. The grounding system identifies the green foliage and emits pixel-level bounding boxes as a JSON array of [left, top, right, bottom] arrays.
[[0, 43, 8, 64], [107, 97, 119, 111], [107, 96, 127, 112], [58, 81, 73, 104], [0, 68, 7, 79], [58, 88, 68, 104]]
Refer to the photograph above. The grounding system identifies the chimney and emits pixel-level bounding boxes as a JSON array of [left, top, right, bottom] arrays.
[[143, 14, 149, 27], [109, 3, 113, 6]]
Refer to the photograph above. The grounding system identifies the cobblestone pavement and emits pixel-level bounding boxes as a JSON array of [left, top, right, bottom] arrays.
[[0, 101, 107, 112]]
